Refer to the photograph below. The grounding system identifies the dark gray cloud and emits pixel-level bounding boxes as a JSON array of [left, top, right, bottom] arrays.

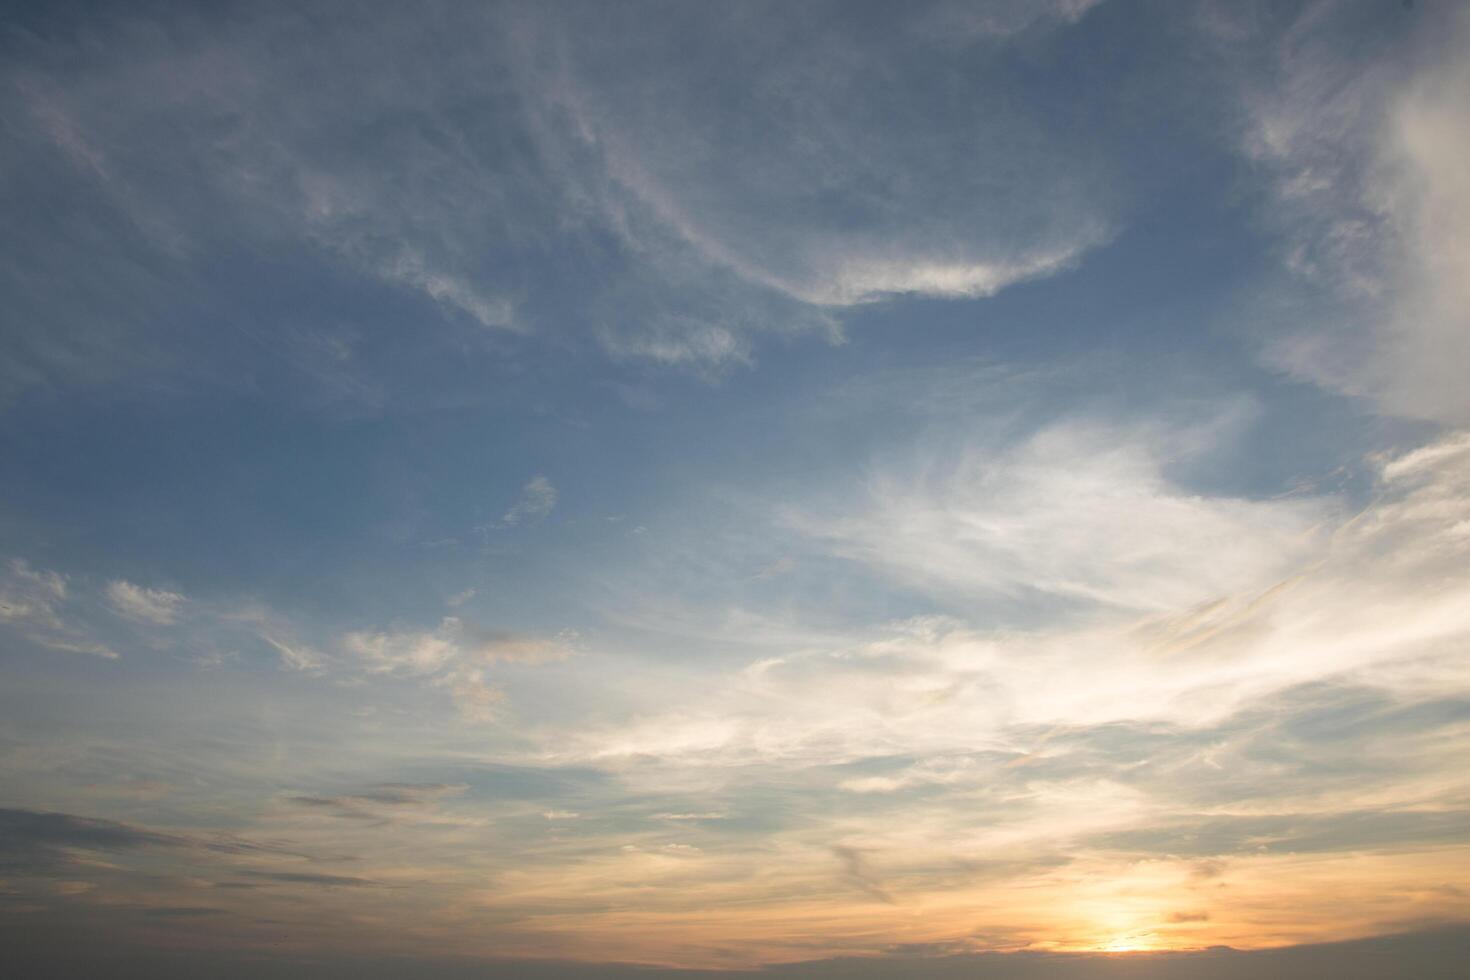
[[0, 807, 194, 876], [0, 806, 313, 882], [284, 782, 466, 819], [238, 870, 374, 888], [0, 806, 182, 854]]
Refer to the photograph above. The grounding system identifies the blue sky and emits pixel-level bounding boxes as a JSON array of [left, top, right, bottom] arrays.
[[3, 0, 1470, 974]]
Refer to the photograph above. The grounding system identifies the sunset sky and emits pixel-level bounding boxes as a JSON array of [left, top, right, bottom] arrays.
[[3, 1, 1470, 976]]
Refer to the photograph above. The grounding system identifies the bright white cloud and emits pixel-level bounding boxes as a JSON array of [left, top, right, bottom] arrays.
[[807, 245, 1099, 306], [789, 414, 1329, 614]]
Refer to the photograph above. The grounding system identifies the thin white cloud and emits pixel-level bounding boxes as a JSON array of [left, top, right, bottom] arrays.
[[595, 317, 752, 372], [105, 580, 186, 625], [3, 0, 1117, 389], [344, 620, 461, 675], [0, 559, 68, 630], [221, 604, 330, 673], [518, 1, 1116, 319], [343, 616, 575, 719], [344, 618, 577, 672], [911, 0, 1105, 45], [374, 249, 517, 332], [259, 634, 328, 674], [0, 559, 116, 658], [487, 475, 558, 530], [1235, 3, 1470, 423]]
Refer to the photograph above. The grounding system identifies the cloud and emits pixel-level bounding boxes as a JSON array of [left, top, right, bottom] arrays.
[[595, 316, 754, 372], [284, 783, 466, 821], [0, 559, 68, 631], [257, 632, 328, 673], [0, 806, 285, 879], [0, 559, 116, 658], [372, 248, 517, 332], [217, 603, 330, 672], [0, 0, 1126, 397], [0, 3, 536, 407], [344, 617, 574, 674], [788, 411, 1329, 614], [911, 0, 1104, 45], [547, 428, 1470, 780], [343, 617, 574, 719], [344, 621, 461, 675], [834, 845, 897, 905], [237, 869, 374, 887], [1231, 2, 1470, 423], [523, 1, 1116, 312], [0, 807, 182, 858], [105, 580, 186, 625], [486, 476, 558, 530], [655, 812, 727, 822]]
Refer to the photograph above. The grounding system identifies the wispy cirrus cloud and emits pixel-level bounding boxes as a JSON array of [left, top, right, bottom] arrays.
[[344, 616, 576, 720], [0, 559, 116, 658], [523, 0, 1116, 316], [0, 0, 1118, 397], [550, 428, 1470, 773], [105, 580, 186, 625], [1224, 1, 1470, 424], [787, 411, 1329, 615], [485, 475, 558, 531]]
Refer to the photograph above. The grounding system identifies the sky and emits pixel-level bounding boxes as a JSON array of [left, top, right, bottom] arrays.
[[2, 1, 1469, 976]]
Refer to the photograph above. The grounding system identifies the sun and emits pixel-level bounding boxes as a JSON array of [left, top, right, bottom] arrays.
[[1100, 934, 1158, 953]]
